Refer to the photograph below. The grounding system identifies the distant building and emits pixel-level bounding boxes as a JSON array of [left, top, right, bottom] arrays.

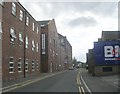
[[58, 34, 72, 70], [101, 31, 120, 41], [2, 2, 41, 82]]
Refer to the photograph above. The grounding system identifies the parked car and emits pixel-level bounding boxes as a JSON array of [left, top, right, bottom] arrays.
[[69, 66, 74, 70]]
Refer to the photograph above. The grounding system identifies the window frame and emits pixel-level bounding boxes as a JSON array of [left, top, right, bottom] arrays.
[[32, 40, 35, 51], [11, 2, 16, 16], [36, 43, 38, 52], [26, 16, 29, 26], [10, 28, 16, 44], [25, 59, 28, 72], [19, 32, 23, 46], [18, 58, 22, 73], [36, 27, 39, 34], [25, 36, 29, 48], [32, 23, 35, 31], [19, 10, 23, 21], [32, 61, 35, 71], [9, 57, 14, 74]]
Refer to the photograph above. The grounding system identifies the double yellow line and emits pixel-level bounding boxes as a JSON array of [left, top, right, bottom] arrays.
[[77, 70, 85, 94]]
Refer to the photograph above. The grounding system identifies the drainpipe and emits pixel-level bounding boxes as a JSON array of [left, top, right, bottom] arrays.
[[23, 9, 26, 78]]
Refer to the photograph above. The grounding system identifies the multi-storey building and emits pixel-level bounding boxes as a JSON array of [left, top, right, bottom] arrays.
[[2, 2, 41, 82], [58, 34, 72, 70], [38, 19, 59, 73], [58, 34, 66, 71], [65, 39, 72, 69]]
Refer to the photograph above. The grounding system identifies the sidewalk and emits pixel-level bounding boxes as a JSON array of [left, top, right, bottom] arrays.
[[81, 68, 119, 92], [100, 74, 120, 88]]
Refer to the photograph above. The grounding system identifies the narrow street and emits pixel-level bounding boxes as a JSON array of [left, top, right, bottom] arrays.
[[7, 69, 79, 92], [2, 68, 119, 93]]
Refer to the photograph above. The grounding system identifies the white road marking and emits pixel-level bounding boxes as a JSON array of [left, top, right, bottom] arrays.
[[80, 69, 92, 94]]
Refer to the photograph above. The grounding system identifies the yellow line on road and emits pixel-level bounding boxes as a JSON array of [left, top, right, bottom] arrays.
[[78, 86, 82, 94], [77, 69, 86, 94], [3, 71, 66, 92]]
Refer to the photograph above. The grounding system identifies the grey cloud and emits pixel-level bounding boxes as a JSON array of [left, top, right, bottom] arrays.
[[35, 2, 117, 17], [20, 2, 117, 20], [68, 16, 97, 27]]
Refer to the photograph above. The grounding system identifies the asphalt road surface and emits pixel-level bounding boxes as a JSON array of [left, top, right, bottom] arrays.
[[9, 69, 80, 92], [3, 68, 119, 93]]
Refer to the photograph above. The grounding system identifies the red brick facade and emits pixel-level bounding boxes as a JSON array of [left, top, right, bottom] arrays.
[[2, 2, 41, 82], [38, 19, 59, 73], [58, 34, 72, 70], [2, 1, 72, 82]]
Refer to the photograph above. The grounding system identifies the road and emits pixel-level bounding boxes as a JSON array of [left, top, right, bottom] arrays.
[[2, 68, 119, 93], [9, 69, 80, 92]]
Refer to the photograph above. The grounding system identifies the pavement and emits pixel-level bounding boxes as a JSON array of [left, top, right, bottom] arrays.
[[80, 68, 120, 93], [100, 75, 120, 88]]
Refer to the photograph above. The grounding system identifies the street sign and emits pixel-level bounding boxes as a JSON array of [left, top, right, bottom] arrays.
[[94, 41, 120, 65]]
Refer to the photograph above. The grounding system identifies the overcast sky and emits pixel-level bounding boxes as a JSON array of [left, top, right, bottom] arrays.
[[19, 0, 118, 62]]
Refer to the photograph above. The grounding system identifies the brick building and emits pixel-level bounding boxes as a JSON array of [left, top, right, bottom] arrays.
[[38, 19, 59, 73], [58, 34, 66, 71], [58, 34, 72, 70], [65, 38, 72, 69], [2, 2, 41, 82]]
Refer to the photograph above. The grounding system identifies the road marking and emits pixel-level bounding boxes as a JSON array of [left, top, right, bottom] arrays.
[[80, 69, 92, 94], [81, 87, 85, 94], [77, 70, 86, 94], [78, 86, 82, 94], [2, 71, 66, 92]]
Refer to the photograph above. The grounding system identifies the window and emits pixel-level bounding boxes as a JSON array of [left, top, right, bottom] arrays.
[[36, 43, 38, 52], [0, 0, 3, 5], [25, 36, 29, 48], [26, 16, 29, 26], [25, 59, 28, 72], [37, 27, 39, 34], [32, 61, 34, 71], [61, 39, 64, 45], [18, 58, 22, 72], [9, 57, 14, 73], [36, 61, 39, 71], [10, 28, 16, 44], [19, 32, 23, 46], [53, 39, 55, 48], [12, 2, 16, 15], [103, 67, 112, 72], [32, 40, 35, 51], [19, 10, 23, 21], [32, 23, 35, 31], [42, 34, 45, 54]]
